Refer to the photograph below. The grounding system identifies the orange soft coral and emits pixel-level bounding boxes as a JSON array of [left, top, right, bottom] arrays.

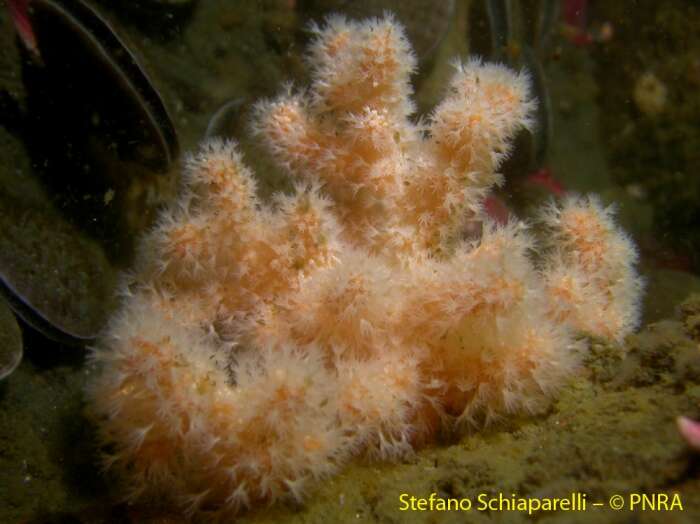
[[88, 14, 643, 519]]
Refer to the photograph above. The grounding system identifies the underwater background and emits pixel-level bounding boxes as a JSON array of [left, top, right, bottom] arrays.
[[1, 0, 700, 522]]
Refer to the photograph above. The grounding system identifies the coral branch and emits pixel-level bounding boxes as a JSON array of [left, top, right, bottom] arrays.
[[540, 195, 643, 341]]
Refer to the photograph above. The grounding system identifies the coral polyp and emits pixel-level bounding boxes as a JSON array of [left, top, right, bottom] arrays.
[[88, 14, 643, 518]]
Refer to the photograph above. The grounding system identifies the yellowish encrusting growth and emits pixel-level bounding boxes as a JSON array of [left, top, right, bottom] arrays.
[[88, 14, 643, 518]]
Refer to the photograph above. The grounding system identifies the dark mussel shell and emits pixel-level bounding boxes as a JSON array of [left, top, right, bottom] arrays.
[[1, 0, 179, 345], [22, 0, 178, 172], [11, 0, 179, 260]]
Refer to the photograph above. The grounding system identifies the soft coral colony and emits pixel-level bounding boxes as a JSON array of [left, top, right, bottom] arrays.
[[88, 14, 643, 517]]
